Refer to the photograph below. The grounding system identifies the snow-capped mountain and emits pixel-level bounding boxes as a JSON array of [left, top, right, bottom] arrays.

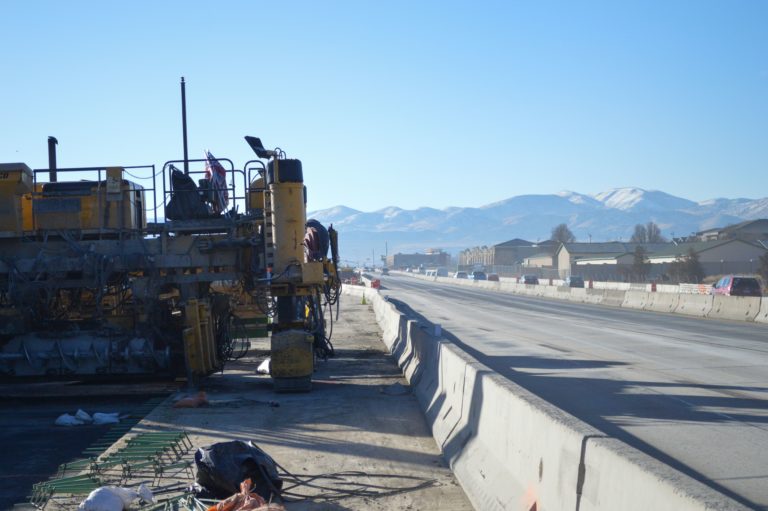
[[308, 188, 768, 263], [592, 188, 697, 212]]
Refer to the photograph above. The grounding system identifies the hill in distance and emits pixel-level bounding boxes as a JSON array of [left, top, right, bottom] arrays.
[[308, 187, 768, 265]]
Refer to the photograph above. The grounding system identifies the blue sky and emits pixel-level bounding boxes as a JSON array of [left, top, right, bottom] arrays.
[[1, 1, 766, 213]]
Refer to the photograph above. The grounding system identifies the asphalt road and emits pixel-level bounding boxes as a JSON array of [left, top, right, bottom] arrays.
[[378, 274, 768, 510]]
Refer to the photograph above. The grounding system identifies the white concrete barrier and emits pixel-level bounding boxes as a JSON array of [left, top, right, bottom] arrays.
[[601, 290, 626, 307], [656, 284, 682, 294], [674, 295, 714, 317], [583, 289, 605, 305], [707, 296, 762, 322], [621, 291, 651, 310], [756, 298, 768, 324], [581, 436, 745, 511], [568, 287, 587, 303], [348, 286, 749, 511], [542, 286, 560, 298], [644, 292, 680, 314]]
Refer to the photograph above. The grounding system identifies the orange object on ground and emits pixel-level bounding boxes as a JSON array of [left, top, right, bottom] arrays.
[[206, 478, 285, 511], [173, 391, 209, 408]]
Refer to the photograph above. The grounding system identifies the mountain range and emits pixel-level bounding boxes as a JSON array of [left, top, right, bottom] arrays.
[[307, 188, 768, 264]]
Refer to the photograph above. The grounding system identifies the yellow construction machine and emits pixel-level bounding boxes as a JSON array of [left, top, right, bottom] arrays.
[[0, 135, 341, 392]]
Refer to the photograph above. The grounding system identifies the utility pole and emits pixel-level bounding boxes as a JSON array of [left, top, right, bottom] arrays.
[[181, 77, 189, 175]]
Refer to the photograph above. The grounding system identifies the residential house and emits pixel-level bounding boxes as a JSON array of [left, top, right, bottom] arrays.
[[694, 219, 768, 243]]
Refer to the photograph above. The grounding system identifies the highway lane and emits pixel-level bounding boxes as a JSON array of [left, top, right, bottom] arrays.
[[378, 274, 768, 510]]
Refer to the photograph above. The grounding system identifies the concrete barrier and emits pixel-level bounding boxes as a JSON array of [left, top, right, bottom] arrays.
[[582, 288, 604, 305], [707, 295, 761, 322], [621, 291, 651, 310], [581, 436, 747, 511], [674, 294, 714, 317], [601, 289, 626, 307], [756, 298, 768, 324], [568, 287, 587, 303], [644, 292, 680, 314], [499, 282, 519, 294], [348, 286, 749, 511], [452, 360, 590, 511], [542, 286, 559, 298]]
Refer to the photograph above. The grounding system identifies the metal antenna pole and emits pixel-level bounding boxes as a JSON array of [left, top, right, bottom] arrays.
[[181, 77, 189, 175]]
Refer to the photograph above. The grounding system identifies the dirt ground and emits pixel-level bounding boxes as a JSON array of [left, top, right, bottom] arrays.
[[13, 294, 471, 510]]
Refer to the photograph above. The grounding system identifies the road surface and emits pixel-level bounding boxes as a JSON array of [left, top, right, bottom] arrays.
[[379, 274, 768, 510]]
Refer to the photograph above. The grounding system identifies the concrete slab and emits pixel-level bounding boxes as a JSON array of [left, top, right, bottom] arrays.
[[132, 294, 471, 511]]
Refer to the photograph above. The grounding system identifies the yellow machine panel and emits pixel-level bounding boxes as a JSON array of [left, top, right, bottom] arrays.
[[32, 169, 146, 232], [248, 176, 265, 212], [0, 163, 33, 234]]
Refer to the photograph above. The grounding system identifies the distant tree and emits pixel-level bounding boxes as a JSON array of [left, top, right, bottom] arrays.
[[551, 223, 575, 244], [630, 224, 648, 243], [668, 248, 704, 283], [646, 221, 666, 243], [631, 246, 650, 282], [667, 257, 684, 282], [630, 222, 666, 243], [685, 248, 705, 283], [758, 252, 768, 282]]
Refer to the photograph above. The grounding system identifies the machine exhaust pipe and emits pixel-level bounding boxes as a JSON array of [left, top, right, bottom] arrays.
[[47, 136, 58, 182]]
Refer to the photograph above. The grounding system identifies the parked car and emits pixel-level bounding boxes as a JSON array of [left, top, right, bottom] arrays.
[[564, 276, 585, 288], [710, 275, 762, 297], [470, 271, 487, 281], [454, 271, 468, 279], [521, 275, 539, 285], [487, 273, 500, 282]]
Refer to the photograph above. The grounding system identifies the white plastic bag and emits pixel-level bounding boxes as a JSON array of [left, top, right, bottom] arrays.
[[78, 483, 154, 511], [92, 412, 120, 425], [256, 357, 271, 375], [55, 413, 84, 426]]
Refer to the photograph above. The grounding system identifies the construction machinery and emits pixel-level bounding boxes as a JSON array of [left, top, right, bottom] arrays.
[[0, 136, 341, 391]]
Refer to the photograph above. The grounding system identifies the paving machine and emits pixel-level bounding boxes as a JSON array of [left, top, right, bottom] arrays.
[[0, 136, 341, 391]]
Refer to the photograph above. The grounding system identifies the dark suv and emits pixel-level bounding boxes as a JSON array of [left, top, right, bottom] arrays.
[[564, 276, 585, 288], [710, 275, 762, 297], [471, 271, 487, 281]]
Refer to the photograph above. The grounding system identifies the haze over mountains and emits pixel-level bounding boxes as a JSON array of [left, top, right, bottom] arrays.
[[308, 188, 768, 264]]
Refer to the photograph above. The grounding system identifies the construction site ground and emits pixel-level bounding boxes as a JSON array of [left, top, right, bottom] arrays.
[[7, 293, 471, 510]]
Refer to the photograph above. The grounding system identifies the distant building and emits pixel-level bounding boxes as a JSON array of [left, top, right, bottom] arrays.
[[647, 239, 767, 276], [523, 252, 556, 269], [694, 219, 768, 243], [459, 239, 557, 268], [557, 239, 767, 280], [556, 242, 669, 279], [386, 250, 450, 269]]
